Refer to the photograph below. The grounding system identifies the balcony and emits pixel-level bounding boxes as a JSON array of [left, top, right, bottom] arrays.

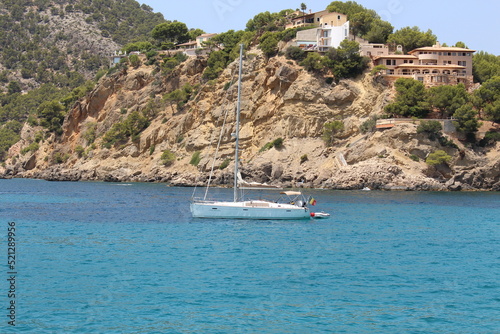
[[418, 53, 438, 60]]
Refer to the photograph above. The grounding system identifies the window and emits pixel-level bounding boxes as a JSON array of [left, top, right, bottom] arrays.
[[386, 59, 396, 66], [338, 15, 341, 20], [458, 61, 467, 66]]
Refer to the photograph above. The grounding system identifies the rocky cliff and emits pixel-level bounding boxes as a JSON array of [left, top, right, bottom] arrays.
[[2, 48, 500, 191]]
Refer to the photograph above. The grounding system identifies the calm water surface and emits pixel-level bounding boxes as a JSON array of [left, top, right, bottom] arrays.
[[0, 179, 499, 333]]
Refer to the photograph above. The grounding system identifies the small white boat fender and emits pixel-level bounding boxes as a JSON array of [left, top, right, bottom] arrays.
[[310, 212, 330, 219]]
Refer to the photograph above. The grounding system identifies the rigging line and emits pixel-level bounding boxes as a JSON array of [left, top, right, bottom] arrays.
[[203, 98, 231, 200], [189, 79, 220, 200], [202, 68, 238, 200]]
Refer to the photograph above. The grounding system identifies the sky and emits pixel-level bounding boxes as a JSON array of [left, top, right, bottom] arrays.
[[140, 0, 500, 55]]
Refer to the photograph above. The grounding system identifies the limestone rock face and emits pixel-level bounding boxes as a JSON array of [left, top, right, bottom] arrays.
[[3, 51, 499, 191]]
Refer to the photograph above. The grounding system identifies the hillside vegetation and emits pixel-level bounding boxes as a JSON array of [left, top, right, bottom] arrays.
[[0, 0, 169, 159]]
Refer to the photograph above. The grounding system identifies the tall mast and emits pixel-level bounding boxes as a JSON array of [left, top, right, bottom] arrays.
[[233, 44, 243, 202]]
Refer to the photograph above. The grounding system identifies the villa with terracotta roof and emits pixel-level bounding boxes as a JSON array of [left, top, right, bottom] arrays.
[[372, 43, 475, 88], [176, 33, 218, 56], [176, 40, 197, 50]]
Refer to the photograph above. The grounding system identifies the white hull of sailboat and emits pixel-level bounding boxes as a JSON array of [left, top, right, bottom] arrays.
[[190, 200, 311, 220]]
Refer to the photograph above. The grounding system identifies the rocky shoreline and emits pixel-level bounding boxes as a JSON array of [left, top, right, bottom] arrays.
[[2, 156, 499, 191]]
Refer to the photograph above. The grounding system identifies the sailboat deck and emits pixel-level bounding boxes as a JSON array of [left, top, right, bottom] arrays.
[[192, 199, 302, 210]]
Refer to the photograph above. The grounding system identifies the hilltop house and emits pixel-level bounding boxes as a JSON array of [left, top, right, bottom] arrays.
[[196, 33, 217, 48], [109, 50, 138, 67], [293, 10, 350, 51], [359, 43, 393, 57], [286, 9, 348, 29], [176, 33, 218, 56], [372, 43, 475, 88], [371, 43, 475, 88]]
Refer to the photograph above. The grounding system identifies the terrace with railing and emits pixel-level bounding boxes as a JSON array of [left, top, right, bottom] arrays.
[[376, 118, 457, 133]]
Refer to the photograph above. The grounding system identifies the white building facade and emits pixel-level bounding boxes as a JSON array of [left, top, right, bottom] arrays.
[[296, 21, 350, 51]]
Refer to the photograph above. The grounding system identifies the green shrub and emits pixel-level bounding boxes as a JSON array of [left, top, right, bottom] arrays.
[[83, 122, 97, 145], [162, 58, 179, 73], [285, 46, 306, 62], [300, 52, 328, 73], [37, 100, 66, 135], [259, 32, 280, 58], [145, 50, 158, 60], [21, 142, 39, 155], [417, 120, 442, 140], [360, 116, 379, 134], [453, 104, 482, 138], [438, 136, 458, 149], [426, 150, 452, 166], [219, 159, 230, 170], [160, 149, 175, 166], [75, 145, 85, 157], [480, 131, 500, 147], [34, 131, 44, 143], [322, 121, 344, 146], [164, 83, 199, 111], [175, 52, 188, 63], [370, 65, 388, 76], [409, 154, 420, 162], [128, 54, 141, 68], [272, 137, 283, 149], [53, 152, 70, 164], [300, 154, 308, 164], [149, 145, 156, 155], [101, 111, 149, 148], [259, 142, 274, 152], [259, 137, 284, 152], [190, 151, 202, 166]]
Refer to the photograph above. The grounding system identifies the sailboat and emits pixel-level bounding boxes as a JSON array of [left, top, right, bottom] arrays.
[[190, 44, 311, 220]]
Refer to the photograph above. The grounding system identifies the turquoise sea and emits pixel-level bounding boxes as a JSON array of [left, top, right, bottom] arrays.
[[0, 178, 499, 333]]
